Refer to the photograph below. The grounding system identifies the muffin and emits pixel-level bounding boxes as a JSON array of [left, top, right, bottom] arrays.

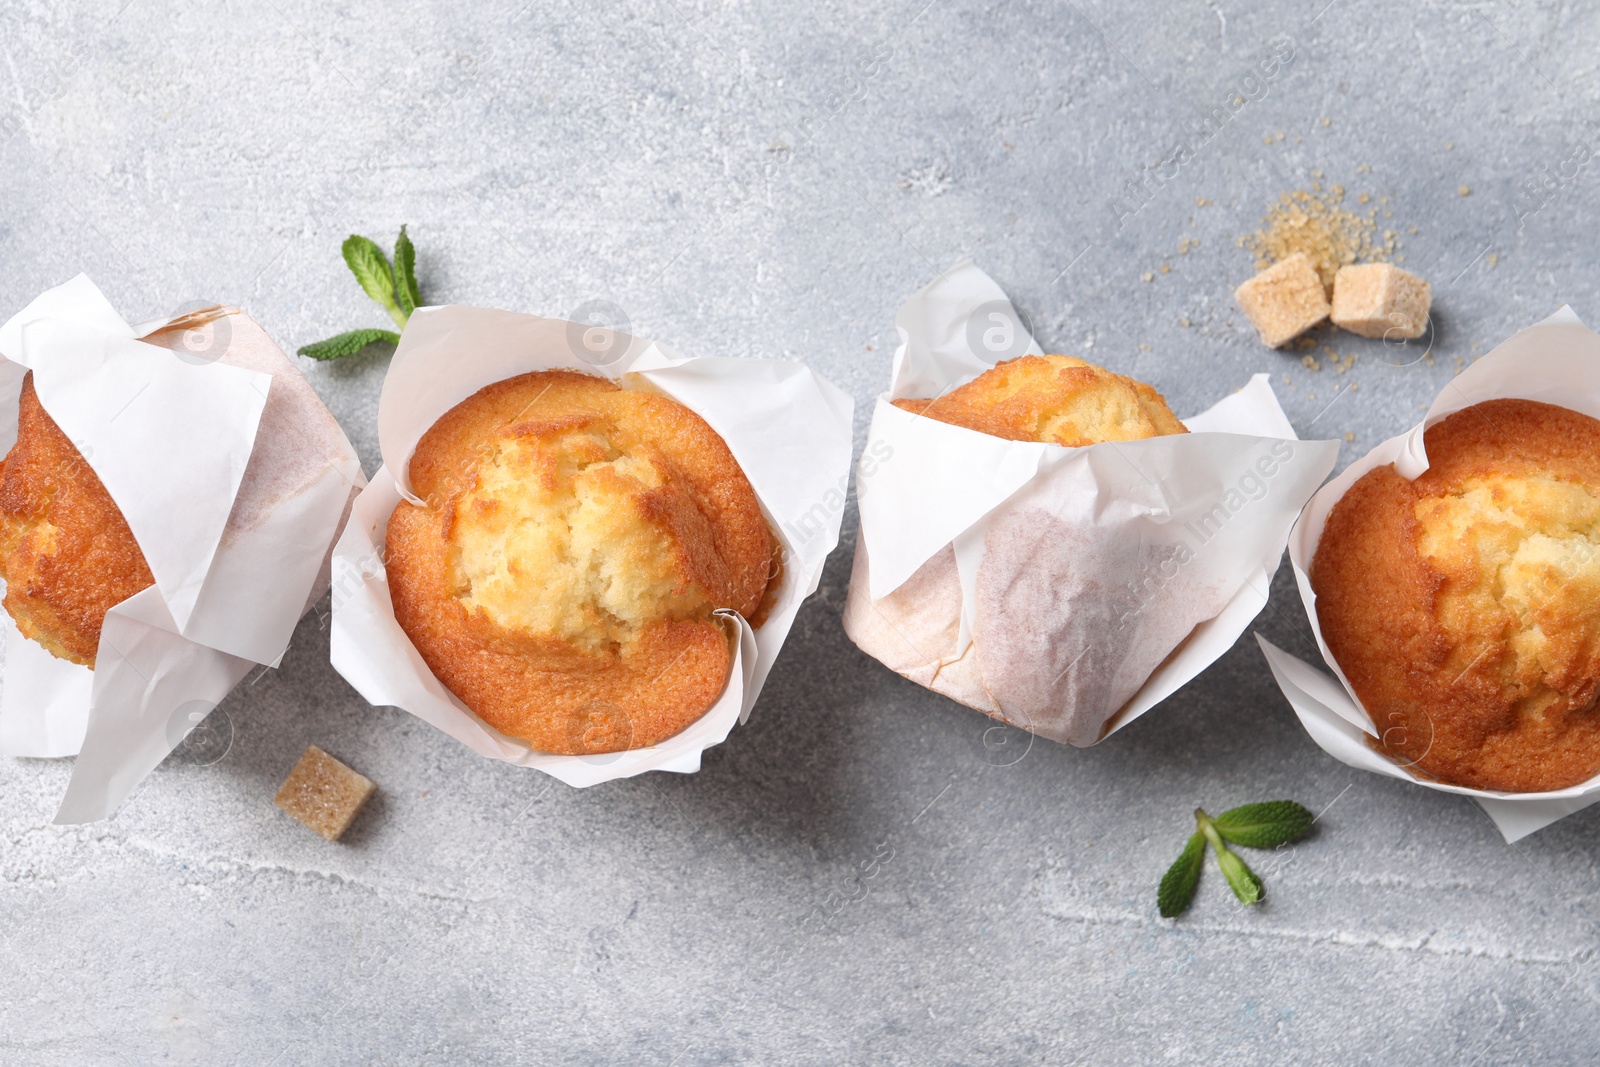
[[891, 354, 1187, 445], [0, 373, 154, 666], [1313, 399, 1600, 791], [385, 369, 779, 755], [850, 353, 1195, 746]]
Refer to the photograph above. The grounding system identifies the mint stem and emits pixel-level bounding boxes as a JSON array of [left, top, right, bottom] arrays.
[[1198, 808, 1264, 905]]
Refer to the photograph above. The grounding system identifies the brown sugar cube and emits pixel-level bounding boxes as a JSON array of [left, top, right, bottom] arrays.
[[1331, 263, 1432, 339], [1234, 253, 1330, 348], [274, 745, 375, 841]]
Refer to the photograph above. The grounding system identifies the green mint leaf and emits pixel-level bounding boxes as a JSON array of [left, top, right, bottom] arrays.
[[297, 328, 401, 361], [342, 235, 407, 328], [1214, 845, 1264, 905], [393, 224, 420, 318], [1158, 831, 1206, 918], [1212, 801, 1315, 849]]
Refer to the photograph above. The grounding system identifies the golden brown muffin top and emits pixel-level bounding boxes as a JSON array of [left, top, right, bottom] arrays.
[[386, 370, 778, 754], [1312, 398, 1600, 792], [0, 373, 155, 666], [891, 354, 1187, 446]]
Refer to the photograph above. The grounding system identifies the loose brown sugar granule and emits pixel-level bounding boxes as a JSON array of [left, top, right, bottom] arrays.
[[1241, 186, 1393, 293], [1321, 342, 1358, 373], [275, 745, 376, 841]]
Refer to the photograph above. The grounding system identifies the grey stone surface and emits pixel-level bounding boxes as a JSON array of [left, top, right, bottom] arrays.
[[4, 0, 1600, 1063]]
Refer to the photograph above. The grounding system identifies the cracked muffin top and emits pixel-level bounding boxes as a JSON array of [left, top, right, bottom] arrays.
[[385, 369, 778, 755], [1313, 398, 1600, 791]]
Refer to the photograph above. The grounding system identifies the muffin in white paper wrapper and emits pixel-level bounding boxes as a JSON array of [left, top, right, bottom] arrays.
[[0, 275, 365, 822], [329, 304, 853, 786], [1259, 305, 1600, 843], [843, 261, 1340, 746]]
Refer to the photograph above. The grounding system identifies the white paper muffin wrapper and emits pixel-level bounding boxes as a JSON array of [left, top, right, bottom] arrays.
[[1261, 305, 1600, 843], [0, 276, 365, 822], [843, 261, 1340, 746], [329, 304, 853, 787]]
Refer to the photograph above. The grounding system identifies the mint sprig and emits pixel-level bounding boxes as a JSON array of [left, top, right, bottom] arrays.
[[298, 226, 424, 360], [1157, 800, 1314, 918]]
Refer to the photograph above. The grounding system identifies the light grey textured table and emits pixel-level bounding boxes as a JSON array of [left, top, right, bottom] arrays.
[[4, 1, 1600, 1063]]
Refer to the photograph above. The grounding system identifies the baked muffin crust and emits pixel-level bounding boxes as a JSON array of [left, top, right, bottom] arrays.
[[1313, 399, 1600, 791], [0, 373, 155, 667], [891, 354, 1187, 445], [386, 370, 777, 755]]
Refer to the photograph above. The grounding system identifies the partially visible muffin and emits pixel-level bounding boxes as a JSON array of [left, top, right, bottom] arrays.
[[1313, 399, 1600, 792], [0, 373, 155, 666], [892, 354, 1187, 445], [385, 370, 779, 755]]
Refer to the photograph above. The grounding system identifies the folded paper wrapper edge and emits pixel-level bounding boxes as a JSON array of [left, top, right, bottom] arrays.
[[842, 427, 1337, 748]]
